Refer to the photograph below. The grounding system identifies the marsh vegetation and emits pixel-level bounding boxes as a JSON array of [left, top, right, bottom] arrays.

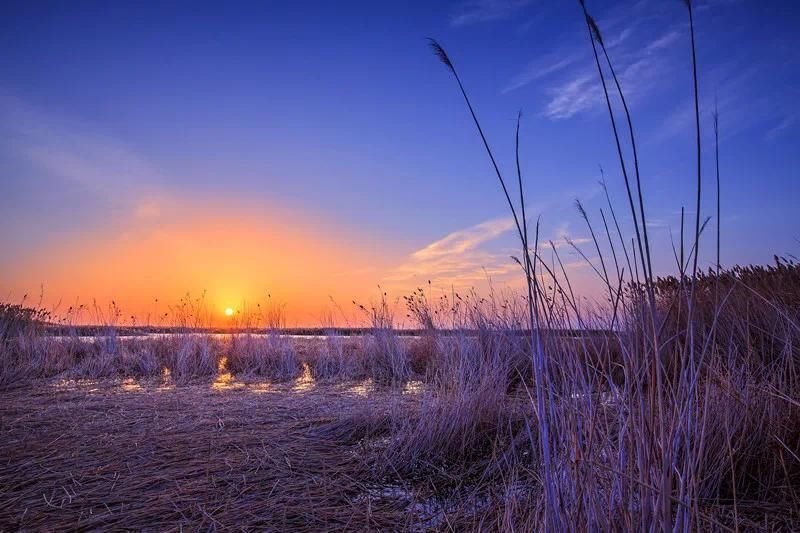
[[2, 1, 799, 530], [2, 260, 799, 530]]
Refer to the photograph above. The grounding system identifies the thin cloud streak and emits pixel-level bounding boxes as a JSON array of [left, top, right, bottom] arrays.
[[387, 216, 517, 286], [0, 91, 167, 218], [387, 216, 592, 289], [502, 50, 582, 94], [544, 73, 601, 119], [411, 217, 515, 261], [541, 27, 682, 120], [450, 0, 534, 27], [501, 0, 686, 121], [765, 115, 796, 141]]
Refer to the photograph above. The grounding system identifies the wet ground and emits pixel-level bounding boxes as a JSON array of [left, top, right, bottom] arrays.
[[0, 376, 432, 531]]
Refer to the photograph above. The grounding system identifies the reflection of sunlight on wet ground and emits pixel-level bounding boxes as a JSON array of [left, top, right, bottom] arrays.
[[43, 359, 432, 398], [212, 372, 241, 390], [345, 379, 374, 397], [403, 380, 423, 395], [52, 379, 100, 391], [343, 380, 424, 397], [211, 356, 245, 391], [156, 367, 175, 391], [291, 364, 315, 392], [121, 377, 142, 392]]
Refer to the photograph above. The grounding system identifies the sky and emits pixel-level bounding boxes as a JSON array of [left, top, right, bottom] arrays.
[[1, 0, 798, 326]]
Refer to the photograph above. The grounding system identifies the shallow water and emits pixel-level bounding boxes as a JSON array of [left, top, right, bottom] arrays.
[[47, 332, 338, 341], [47, 368, 429, 398]]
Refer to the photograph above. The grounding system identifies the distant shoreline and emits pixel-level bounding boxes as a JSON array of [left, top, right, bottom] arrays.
[[39, 324, 610, 337]]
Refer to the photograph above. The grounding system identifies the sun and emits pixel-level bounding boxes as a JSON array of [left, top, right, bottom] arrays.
[[224, 307, 234, 317]]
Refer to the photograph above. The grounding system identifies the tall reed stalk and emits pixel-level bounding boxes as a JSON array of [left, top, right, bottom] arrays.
[[577, 1, 653, 304], [428, 38, 560, 529], [714, 102, 721, 277], [686, 0, 703, 283]]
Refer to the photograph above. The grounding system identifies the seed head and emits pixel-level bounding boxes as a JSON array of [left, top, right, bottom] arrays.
[[586, 14, 604, 46], [428, 38, 454, 73], [575, 198, 589, 221]]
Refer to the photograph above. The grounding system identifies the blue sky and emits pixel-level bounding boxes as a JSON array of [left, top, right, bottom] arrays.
[[1, 0, 798, 323]]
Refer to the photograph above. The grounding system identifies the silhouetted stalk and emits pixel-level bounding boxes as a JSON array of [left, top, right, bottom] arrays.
[[515, 113, 550, 447], [579, 3, 668, 523], [578, 3, 651, 305], [682, 3, 703, 521], [680, 206, 686, 277], [550, 241, 578, 312], [714, 102, 721, 285], [428, 38, 559, 528], [600, 208, 621, 289], [516, 112, 536, 324], [513, 244, 574, 325], [567, 237, 609, 286], [428, 40, 525, 251], [683, 217, 712, 274], [575, 199, 615, 305], [600, 173, 634, 281], [712, 103, 722, 386], [686, 0, 702, 284], [592, 16, 655, 301]]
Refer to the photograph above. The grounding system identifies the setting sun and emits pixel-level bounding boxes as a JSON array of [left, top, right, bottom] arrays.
[[224, 307, 234, 317]]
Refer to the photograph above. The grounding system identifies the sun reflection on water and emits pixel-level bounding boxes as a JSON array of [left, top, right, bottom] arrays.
[[121, 377, 143, 392], [345, 379, 373, 397], [291, 363, 315, 392]]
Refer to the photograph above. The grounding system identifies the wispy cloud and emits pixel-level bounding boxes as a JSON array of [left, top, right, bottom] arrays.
[[0, 91, 166, 216], [450, 0, 534, 27], [385, 214, 594, 290], [411, 216, 515, 261], [544, 73, 601, 120], [765, 115, 796, 141], [645, 29, 681, 52], [540, 27, 681, 120], [386, 216, 517, 286], [651, 62, 772, 144], [502, 50, 582, 94], [696, 0, 743, 12], [503, 0, 685, 121]]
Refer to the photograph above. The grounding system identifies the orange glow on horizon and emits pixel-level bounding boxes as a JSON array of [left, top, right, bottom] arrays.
[[1, 201, 400, 327]]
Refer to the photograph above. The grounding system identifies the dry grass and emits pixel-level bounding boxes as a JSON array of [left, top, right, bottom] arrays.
[[0, 380, 415, 531], [306, 333, 369, 382], [423, 2, 800, 525], [1, 267, 800, 530], [226, 333, 302, 381], [2, 3, 799, 530]]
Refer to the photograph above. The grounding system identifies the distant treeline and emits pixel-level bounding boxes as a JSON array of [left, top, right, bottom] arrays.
[[38, 324, 608, 338]]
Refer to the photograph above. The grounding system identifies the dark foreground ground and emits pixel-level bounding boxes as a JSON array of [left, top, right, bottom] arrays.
[[0, 378, 427, 531]]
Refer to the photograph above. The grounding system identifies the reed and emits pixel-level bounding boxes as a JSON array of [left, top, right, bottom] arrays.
[[0, 3, 797, 530], [226, 332, 302, 381], [1, 258, 799, 529]]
